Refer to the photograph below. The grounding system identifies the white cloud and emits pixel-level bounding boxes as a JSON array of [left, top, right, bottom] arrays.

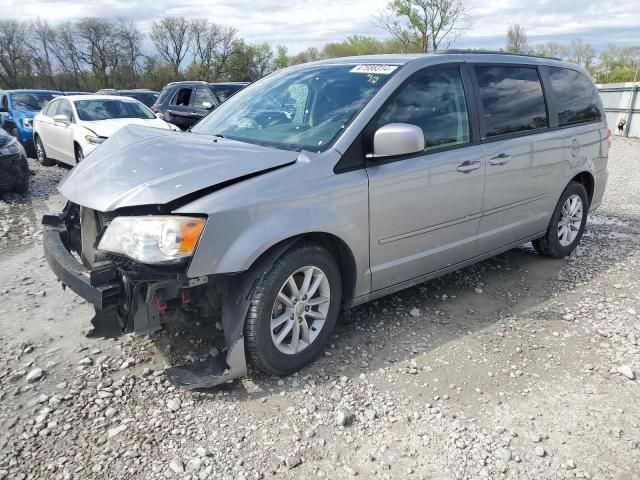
[[2, 0, 639, 52]]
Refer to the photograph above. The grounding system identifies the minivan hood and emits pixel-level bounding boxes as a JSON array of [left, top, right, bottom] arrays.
[[81, 118, 171, 137], [59, 125, 299, 212]]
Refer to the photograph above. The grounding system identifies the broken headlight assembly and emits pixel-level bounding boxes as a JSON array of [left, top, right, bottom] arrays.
[[97, 216, 206, 264]]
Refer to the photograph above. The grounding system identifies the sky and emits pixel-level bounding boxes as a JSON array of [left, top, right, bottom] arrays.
[[2, 0, 640, 54]]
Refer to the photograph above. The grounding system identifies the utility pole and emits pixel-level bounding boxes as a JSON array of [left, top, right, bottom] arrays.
[[623, 60, 640, 137]]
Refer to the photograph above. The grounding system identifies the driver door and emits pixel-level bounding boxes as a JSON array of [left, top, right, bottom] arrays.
[[165, 87, 196, 130], [188, 87, 218, 127], [366, 65, 486, 291], [50, 99, 76, 165]]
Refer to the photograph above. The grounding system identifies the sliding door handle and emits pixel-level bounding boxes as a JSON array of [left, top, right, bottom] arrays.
[[490, 153, 511, 165], [457, 160, 481, 173]]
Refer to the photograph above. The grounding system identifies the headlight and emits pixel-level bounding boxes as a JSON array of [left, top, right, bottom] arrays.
[[97, 216, 206, 264], [21, 118, 32, 129], [85, 135, 106, 145], [0, 138, 19, 155]]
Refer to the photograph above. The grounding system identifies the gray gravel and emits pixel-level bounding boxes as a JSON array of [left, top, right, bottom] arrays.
[[1, 142, 639, 479]]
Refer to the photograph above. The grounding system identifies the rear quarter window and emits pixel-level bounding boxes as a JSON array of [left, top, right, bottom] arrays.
[[475, 66, 548, 138], [547, 67, 603, 126]]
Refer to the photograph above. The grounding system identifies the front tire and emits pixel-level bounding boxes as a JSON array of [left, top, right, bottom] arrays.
[[75, 144, 84, 163], [244, 241, 342, 376], [35, 136, 54, 166], [533, 181, 589, 258]]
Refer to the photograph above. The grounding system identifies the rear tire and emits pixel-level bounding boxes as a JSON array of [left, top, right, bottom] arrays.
[[35, 136, 54, 166], [244, 241, 342, 376], [533, 181, 589, 258]]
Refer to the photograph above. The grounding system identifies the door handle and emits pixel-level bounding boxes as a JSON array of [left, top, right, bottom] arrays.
[[457, 160, 481, 173], [490, 153, 511, 165]]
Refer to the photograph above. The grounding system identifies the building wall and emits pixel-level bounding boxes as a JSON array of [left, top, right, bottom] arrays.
[[597, 82, 640, 138]]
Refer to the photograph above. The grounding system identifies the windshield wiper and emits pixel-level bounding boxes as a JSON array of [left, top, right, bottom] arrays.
[[212, 133, 225, 138]]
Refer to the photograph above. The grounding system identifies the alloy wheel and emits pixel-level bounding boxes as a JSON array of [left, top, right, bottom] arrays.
[[270, 265, 330, 355], [557, 194, 583, 247]]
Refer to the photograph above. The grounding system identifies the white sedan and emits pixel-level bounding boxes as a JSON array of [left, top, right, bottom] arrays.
[[33, 95, 179, 166]]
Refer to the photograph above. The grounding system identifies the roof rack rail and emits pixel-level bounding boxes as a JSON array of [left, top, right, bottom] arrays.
[[438, 49, 561, 61], [166, 80, 209, 86]]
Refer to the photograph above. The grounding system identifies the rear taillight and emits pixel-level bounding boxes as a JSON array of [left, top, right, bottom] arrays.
[[607, 128, 612, 149]]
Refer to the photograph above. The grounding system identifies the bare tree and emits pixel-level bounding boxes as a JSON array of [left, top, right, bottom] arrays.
[[51, 22, 92, 89], [567, 38, 595, 69], [116, 18, 144, 86], [0, 20, 30, 88], [75, 18, 122, 88], [26, 19, 58, 89], [151, 17, 192, 75], [532, 41, 566, 59], [374, 0, 468, 53], [506, 24, 529, 54]]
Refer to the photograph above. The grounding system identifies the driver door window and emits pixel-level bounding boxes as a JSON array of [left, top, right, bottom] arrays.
[[374, 68, 470, 151], [57, 101, 74, 122], [192, 88, 217, 109]]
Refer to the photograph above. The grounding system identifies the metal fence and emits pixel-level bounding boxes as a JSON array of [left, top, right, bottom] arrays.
[[597, 82, 640, 138]]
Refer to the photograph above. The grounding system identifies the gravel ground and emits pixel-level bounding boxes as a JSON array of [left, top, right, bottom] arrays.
[[1, 139, 639, 480]]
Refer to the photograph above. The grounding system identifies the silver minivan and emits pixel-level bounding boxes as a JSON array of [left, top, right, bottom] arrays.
[[43, 51, 609, 388]]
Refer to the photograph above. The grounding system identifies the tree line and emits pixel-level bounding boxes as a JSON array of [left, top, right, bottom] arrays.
[[0, 0, 468, 91], [2, 2, 638, 92], [0, 17, 281, 91], [506, 24, 640, 83]]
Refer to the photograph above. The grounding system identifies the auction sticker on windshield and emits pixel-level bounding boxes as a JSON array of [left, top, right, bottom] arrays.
[[350, 65, 398, 75]]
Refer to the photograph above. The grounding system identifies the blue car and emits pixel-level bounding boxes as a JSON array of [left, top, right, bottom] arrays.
[[0, 89, 62, 156]]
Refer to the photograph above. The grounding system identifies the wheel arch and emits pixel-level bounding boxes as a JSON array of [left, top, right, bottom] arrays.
[[243, 232, 358, 305], [570, 171, 595, 206]]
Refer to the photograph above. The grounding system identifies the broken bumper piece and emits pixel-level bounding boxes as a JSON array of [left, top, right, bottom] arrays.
[[165, 340, 247, 389]]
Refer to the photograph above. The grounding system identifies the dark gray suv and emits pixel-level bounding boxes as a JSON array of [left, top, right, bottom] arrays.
[[43, 52, 609, 388], [151, 81, 248, 130]]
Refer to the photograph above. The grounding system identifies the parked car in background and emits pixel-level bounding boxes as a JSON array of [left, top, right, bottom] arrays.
[[95, 89, 160, 108], [151, 81, 248, 130], [33, 94, 179, 166], [43, 52, 608, 388], [0, 89, 62, 156], [0, 127, 29, 194]]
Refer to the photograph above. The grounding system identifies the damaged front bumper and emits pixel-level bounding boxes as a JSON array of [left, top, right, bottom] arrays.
[[42, 212, 248, 389]]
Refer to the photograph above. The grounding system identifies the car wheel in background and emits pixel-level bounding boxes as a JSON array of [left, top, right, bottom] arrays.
[[244, 241, 342, 376], [35, 136, 54, 166], [533, 181, 589, 258], [75, 144, 84, 163]]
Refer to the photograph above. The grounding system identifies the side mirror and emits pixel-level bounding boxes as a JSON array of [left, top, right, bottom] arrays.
[[53, 114, 70, 125], [202, 101, 213, 110], [370, 123, 425, 158]]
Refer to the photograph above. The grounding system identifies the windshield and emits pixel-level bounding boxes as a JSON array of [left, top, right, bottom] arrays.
[[74, 99, 156, 121], [10, 92, 59, 112], [191, 64, 398, 151]]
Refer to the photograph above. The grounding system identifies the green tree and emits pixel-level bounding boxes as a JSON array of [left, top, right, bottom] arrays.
[[374, 0, 468, 53]]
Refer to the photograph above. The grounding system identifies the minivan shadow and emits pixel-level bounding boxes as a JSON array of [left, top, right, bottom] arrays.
[[146, 209, 639, 401]]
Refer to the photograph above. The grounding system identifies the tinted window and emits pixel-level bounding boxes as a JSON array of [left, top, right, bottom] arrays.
[[476, 66, 548, 138], [193, 87, 217, 108], [122, 92, 158, 108], [375, 68, 470, 150], [57, 101, 74, 122], [171, 88, 192, 106], [212, 85, 244, 103], [547, 67, 602, 126]]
